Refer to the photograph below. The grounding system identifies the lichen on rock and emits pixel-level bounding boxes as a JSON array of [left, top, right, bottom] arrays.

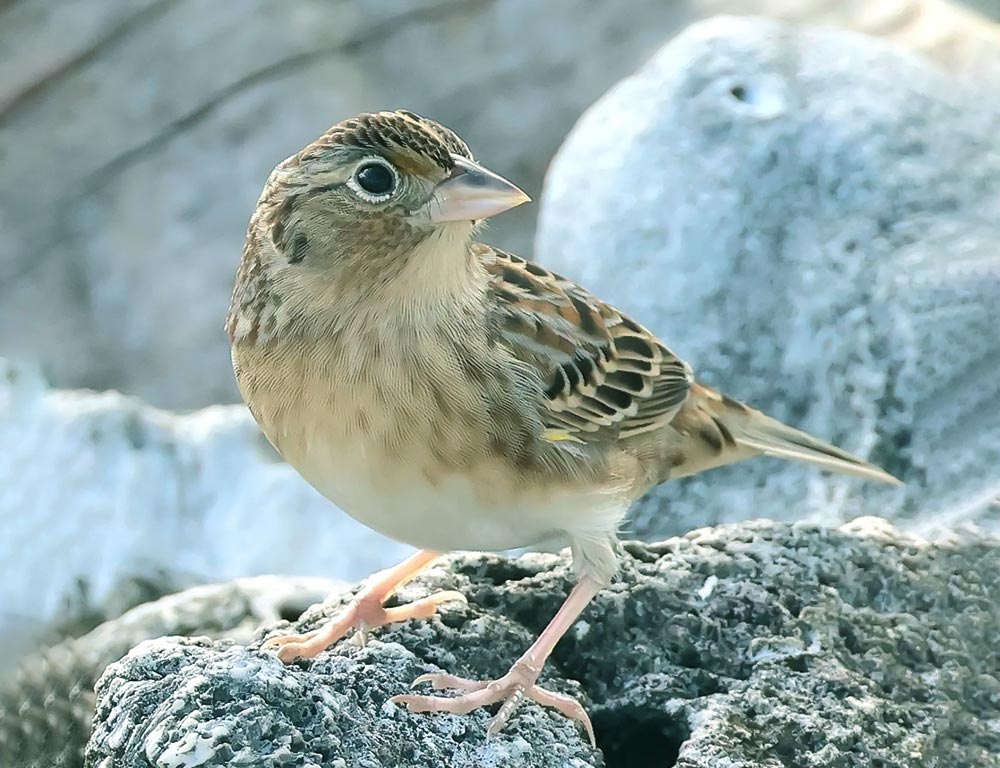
[[85, 520, 999, 767]]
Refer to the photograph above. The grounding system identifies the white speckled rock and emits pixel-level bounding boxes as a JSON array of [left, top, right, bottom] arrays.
[[536, 17, 1000, 539], [82, 521, 1000, 767], [0, 358, 409, 657], [0, 575, 343, 768]]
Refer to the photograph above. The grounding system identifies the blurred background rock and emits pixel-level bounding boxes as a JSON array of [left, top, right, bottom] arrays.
[[538, 13, 1000, 544], [2, 0, 999, 685], [2, 0, 998, 409], [0, 357, 407, 669]]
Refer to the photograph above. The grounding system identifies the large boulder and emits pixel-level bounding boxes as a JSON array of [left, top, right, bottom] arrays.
[[536, 16, 1000, 540], [0, 358, 408, 664], [84, 519, 999, 767]]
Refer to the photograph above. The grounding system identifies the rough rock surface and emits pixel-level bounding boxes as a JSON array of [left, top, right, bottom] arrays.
[[0, 575, 341, 768], [86, 520, 999, 767], [3, 0, 999, 410], [537, 16, 1000, 541], [0, 358, 407, 661]]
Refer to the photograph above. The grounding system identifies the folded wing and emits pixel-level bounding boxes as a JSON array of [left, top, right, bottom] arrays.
[[480, 246, 692, 442]]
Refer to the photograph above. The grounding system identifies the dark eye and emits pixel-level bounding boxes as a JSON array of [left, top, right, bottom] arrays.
[[353, 162, 396, 198]]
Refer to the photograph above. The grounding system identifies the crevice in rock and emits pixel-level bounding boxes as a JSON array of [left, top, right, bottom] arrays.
[[593, 708, 690, 768], [277, 603, 308, 624]]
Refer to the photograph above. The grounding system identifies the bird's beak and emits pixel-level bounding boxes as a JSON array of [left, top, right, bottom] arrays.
[[428, 155, 531, 223]]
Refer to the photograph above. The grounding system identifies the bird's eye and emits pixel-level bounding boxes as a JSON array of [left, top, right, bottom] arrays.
[[350, 160, 398, 201]]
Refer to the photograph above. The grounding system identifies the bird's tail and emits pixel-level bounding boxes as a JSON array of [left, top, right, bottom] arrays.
[[692, 384, 901, 486]]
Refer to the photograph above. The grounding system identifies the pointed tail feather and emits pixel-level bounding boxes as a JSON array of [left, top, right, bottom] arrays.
[[734, 412, 902, 485], [697, 386, 901, 486]]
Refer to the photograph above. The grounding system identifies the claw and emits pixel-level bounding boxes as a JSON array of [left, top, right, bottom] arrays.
[[262, 588, 467, 663], [383, 590, 467, 623], [392, 664, 595, 747], [263, 628, 317, 649], [262, 630, 323, 663], [410, 672, 487, 691]]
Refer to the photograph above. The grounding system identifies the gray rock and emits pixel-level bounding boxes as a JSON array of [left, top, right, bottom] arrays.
[[0, 357, 408, 664], [746, 0, 1000, 83], [86, 519, 999, 767], [0, 0, 703, 409], [961, 0, 1000, 23], [0, 575, 340, 768], [536, 16, 1000, 540], [5, 0, 997, 411]]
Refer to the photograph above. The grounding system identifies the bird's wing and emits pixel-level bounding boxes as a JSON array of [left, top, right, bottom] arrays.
[[480, 245, 693, 441]]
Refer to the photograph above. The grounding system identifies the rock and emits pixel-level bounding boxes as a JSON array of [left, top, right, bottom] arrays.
[[536, 16, 1000, 540], [84, 519, 999, 767], [0, 0, 708, 409], [5, 0, 998, 410], [0, 358, 409, 663], [740, 0, 1000, 83], [0, 575, 341, 768]]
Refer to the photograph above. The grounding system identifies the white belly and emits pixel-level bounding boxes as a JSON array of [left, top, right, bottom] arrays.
[[288, 436, 626, 553]]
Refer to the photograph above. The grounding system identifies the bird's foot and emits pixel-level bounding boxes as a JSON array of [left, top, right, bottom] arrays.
[[263, 588, 466, 663], [391, 660, 595, 746]]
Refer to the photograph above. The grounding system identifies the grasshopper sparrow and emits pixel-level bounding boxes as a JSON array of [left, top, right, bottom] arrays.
[[227, 110, 899, 744]]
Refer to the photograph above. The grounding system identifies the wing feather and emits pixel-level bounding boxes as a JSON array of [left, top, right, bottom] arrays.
[[480, 245, 692, 442]]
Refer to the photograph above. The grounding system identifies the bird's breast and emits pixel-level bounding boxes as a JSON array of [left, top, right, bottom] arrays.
[[232, 335, 618, 551]]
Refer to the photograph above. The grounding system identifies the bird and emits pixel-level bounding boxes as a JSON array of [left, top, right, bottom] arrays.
[[227, 109, 899, 745]]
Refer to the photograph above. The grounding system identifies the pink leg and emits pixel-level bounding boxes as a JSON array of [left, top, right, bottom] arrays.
[[264, 549, 464, 662], [392, 575, 602, 745]]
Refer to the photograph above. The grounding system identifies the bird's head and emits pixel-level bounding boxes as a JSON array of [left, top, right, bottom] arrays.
[[234, 110, 528, 336]]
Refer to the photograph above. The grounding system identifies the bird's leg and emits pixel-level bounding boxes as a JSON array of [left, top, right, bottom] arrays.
[[264, 549, 464, 662], [391, 575, 601, 746]]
